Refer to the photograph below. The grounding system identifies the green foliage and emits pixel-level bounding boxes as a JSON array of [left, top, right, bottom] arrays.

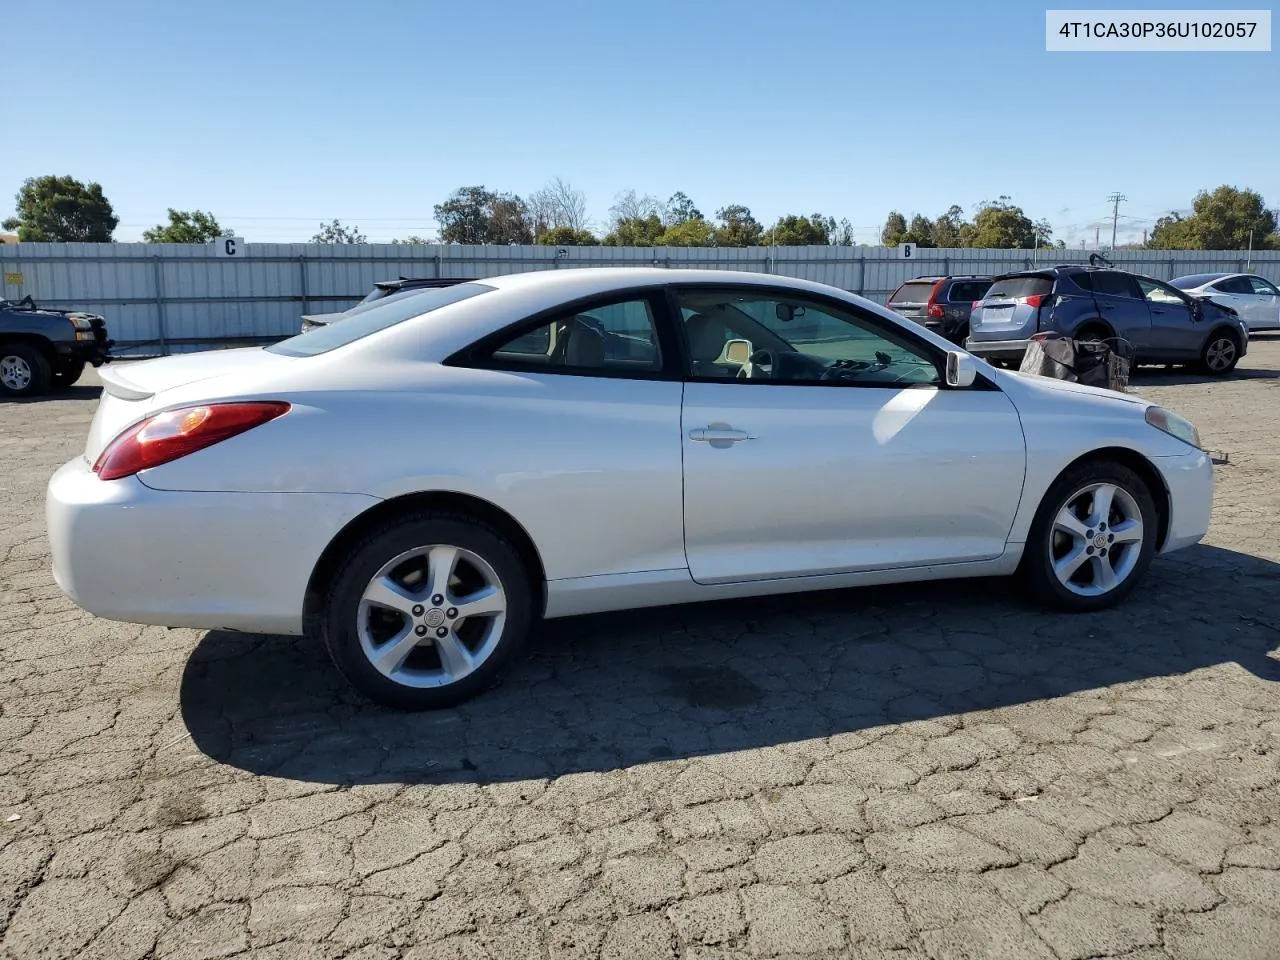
[[832, 218, 856, 246], [3, 175, 118, 241], [1147, 186, 1278, 250], [664, 191, 703, 226], [310, 219, 366, 243], [763, 214, 834, 246], [434, 186, 533, 244], [142, 209, 225, 244], [603, 213, 665, 246], [713, 205, 764, 247], [880, 200, 1050, 250], [656, 218, 715, 246], [881, 211, 908, 246], [536, 225, 599, 246], [931, 206, 966, 248], [390, 235, 433, 244]]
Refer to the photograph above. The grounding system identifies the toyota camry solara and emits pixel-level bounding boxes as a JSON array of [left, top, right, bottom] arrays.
[[47, 268, 1213, 709]]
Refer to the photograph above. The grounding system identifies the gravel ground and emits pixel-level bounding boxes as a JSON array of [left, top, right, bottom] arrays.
[[2, 340, 1279, 960]]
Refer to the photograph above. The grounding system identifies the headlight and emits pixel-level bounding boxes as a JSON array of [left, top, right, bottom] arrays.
[[67, 315, 94, 331], [1146, 406, 1200, 449]]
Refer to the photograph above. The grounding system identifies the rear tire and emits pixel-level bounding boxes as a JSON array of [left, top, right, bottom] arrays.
[[0, 344, 52, 397], [1020, 459, 1158, 612], [321, 511, 534, 710], [1199, 330, 1240, 376], [51, 360, 86, 389]]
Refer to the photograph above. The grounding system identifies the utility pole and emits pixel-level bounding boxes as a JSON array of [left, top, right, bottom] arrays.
[[1107, 192, 1126, 250]]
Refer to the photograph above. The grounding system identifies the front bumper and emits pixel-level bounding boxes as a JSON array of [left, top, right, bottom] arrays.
[[1154, 448, 1214, 554], [47, 457, 377, 635], [966, 337, 1031, 362]]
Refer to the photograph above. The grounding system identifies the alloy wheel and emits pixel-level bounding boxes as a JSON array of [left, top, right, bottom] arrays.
[[0, 355, 32, 391], [356, 543, 507, 688], [1049, 482, 1144, 597], [1205, 337, 1236, 372]]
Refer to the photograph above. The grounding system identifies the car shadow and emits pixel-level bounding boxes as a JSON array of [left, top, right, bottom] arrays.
[[180, 544, 1280, 786], [1130, 365, 1280, 387], [0, 384, 102, 404]]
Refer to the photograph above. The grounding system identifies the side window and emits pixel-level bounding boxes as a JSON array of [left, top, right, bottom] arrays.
[[1092, 272, 1142, 299], [1247, 276, 1280, 296], [675, 288, 941, 387], [1213, 276, 1253, 295], [485, 298, 662, 374], [1136, 278, 1186, 305], [948, 281, 990, 302]]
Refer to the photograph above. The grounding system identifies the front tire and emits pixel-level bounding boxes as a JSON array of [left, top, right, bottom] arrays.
[[1021, 460, 1157, 612], [0, 344, 52, 397], [321, 512, 533, 710], [52, 360, 86, 389], [1199, 331, 1240, 376]]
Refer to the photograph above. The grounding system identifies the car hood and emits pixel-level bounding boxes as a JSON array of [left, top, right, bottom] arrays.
[[994, 366, 1146, 406]]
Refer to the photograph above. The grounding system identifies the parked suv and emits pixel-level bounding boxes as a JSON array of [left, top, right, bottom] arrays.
[[886, 275, 992, 344], [966, 264, 1250, 375], [1, 296, 113, 397], [301, 277, 476, 333]]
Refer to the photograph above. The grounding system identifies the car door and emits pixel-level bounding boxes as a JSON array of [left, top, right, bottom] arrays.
[[1202, 275, 1255, 325], [1136, 277, 1201, 358], [673, 285, 1027, 585], [1244, 275, 1280, 330], [1088, 272, 1151, 348]]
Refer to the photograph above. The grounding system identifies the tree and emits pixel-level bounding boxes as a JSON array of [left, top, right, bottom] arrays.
[[3, 175, 118, 241], [905, 214, 936, 247], [932, 205, 967, 248], [528, 177, 589, 238], [881, 211, 908, 246], [713, 204, 763, 247], [311, 219, 366, 243], [486, 193, 534, 244], [391, 235, 434, 244], [142, 208, 225, 243], [832, 218, 856, 246], [434, 186, 533, 244], [967, 196, 1038, 248], [656, 218, 715, 246], [604, 190, 666, 246], [764, 214, 834, 245], [1148, 186, 1277, 250], [664, 191, 703, 227], [536, 225, 598, 246]]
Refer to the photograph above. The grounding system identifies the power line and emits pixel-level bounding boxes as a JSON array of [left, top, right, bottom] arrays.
[[1106, 192, 1126, 249]]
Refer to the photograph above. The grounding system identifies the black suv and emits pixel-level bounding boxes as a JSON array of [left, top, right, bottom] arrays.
[[1, 296, 113, 398], [966, 261, 1250, 376], [301, 277, 476, 333], [886, 275, 992, 344]]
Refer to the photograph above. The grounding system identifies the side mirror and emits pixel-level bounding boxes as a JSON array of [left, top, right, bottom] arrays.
[[718, 338, 753, 365], [946, 350, 978, 388]]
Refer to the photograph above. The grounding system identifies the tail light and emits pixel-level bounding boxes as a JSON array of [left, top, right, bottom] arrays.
[[972, 300, 983, 311], [924, 280, 944, 318], [93, 401, 291, 481], [1022, 294, 1047, 308]]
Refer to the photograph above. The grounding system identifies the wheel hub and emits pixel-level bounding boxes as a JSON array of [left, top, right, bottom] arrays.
[[424, 608, 446, 628]]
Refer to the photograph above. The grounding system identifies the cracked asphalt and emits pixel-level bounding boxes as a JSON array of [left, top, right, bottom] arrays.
[[2, 340, 1279, 960]]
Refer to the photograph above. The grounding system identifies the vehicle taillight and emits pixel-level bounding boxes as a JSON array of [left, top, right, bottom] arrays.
[[972, 300, 983, 311], [1023, 294, 1047, 308], [924, 280, 944, 318], [93, 401, 291, 481]]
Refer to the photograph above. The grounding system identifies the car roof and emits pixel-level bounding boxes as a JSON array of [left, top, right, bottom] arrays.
[[1169, 272, 1234, 287], [477, 267, 859, 299]]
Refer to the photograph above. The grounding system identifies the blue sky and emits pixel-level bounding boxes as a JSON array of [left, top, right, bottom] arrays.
[[4, 0, 1276, 245]]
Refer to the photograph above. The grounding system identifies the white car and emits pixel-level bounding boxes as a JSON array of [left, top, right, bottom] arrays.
[[1170, 272, 1280, 332], [47, 269, 1214, 709]]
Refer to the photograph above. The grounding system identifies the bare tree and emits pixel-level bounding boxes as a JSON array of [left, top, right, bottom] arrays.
[[529, 177, 589, 236], [608, 189, 664, 229]]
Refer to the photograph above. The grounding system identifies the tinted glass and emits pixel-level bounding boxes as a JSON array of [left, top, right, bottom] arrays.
[[947, 280, 992, 302], [1091, 272, 1141, 298], [1170, 273, 1228, 289], [676, 288, 940, 386], [888, 281, 938, 305], [1248, 276, 1280, 296], [486, 298, 662, 374], [985, 276, 1052, 299], [1214, 276, 1256, 295], [268, 283, 495, 357]]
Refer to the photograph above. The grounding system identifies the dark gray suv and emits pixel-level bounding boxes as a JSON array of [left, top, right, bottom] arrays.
[[886, 275, 992, 344], [965, 265, 1250, 375]]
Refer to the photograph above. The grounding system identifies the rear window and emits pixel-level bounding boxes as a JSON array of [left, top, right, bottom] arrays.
[[985, 276, 1052, 300], [947, 280, 992, 302], [1170, 273, 1227, 290], [889, 280, 939, 305], [268, 282, 495, 357]]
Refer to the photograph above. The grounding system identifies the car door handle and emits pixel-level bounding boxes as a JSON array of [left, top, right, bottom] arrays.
[[689, 426, 751, 444]]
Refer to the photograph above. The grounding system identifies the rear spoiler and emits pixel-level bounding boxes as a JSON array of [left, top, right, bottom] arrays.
[[97, 364, 154, 401]]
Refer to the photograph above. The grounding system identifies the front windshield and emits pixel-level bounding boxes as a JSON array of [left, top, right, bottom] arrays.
[[270, 282, 495, 357]]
